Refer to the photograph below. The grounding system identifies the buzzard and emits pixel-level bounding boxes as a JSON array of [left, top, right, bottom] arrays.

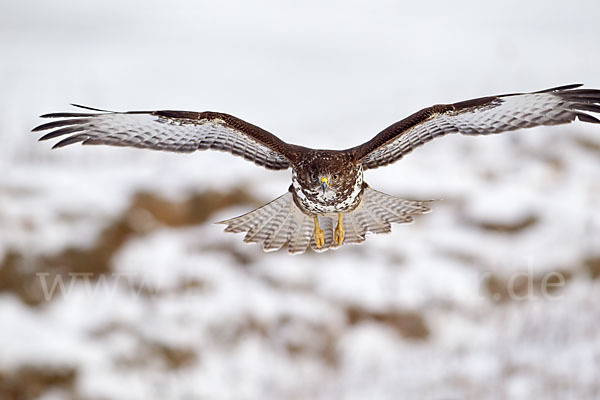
[[32, 84, 600, 254]]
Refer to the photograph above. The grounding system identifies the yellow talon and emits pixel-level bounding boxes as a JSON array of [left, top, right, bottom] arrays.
[[313, 216, 325, 248], [335, 213, 345, 246]]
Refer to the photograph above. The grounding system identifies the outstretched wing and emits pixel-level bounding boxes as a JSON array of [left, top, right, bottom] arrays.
[[352, 84, 600, 170], [32, 106, 304, 170]]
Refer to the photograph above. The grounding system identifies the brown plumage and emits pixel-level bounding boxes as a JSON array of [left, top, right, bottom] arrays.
[[32, 84, 600, 253]]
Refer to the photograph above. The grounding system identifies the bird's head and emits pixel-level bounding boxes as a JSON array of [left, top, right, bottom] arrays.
[[294, 151, 362, 200]]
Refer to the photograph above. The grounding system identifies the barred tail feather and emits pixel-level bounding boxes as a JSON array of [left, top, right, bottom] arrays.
[[342, 186, 431, 245], [216, 192, 315, 254], [216, 186, 431, 254]]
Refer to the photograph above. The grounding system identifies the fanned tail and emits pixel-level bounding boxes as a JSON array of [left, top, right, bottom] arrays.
[[216, 192, 314, 254], [341, 186, 431, 245], [216, 186, 431, 254]]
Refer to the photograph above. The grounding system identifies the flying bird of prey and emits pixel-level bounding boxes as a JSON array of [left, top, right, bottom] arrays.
[[33, 84, 600, 254]]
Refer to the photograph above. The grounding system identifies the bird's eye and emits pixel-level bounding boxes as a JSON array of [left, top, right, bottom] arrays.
[[333, 174, 339, 180], [311, 173, 318, 180]]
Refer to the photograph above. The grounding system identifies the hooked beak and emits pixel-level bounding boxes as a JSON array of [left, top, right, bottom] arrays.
[[320, 177, 328, 194]]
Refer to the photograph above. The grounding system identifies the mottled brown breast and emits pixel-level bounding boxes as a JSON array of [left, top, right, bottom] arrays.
[[290, 150, 364, 215]]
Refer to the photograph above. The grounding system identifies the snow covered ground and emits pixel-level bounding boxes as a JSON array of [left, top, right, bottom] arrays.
[[1, 0, 600, 398]]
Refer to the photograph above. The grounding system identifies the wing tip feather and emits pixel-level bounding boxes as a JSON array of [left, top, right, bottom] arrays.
[[576, 112, 600, 124], [535, 83, 583, 93], [69, 104, 114, 112], [38, 104, 113, 119], [31, 119, 89, 132], [38, 126, 84, 141], [52, 135, 87, 149]]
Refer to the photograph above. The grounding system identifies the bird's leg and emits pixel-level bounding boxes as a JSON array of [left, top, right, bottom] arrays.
[[335, 213, 345, 246], [313, 216, 325, 248]]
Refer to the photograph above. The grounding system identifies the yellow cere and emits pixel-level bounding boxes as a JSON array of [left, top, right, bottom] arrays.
[[321, 177, 328, 184]]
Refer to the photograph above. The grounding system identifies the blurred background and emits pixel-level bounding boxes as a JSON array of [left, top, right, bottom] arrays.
[[1, 0, 600, 399]]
